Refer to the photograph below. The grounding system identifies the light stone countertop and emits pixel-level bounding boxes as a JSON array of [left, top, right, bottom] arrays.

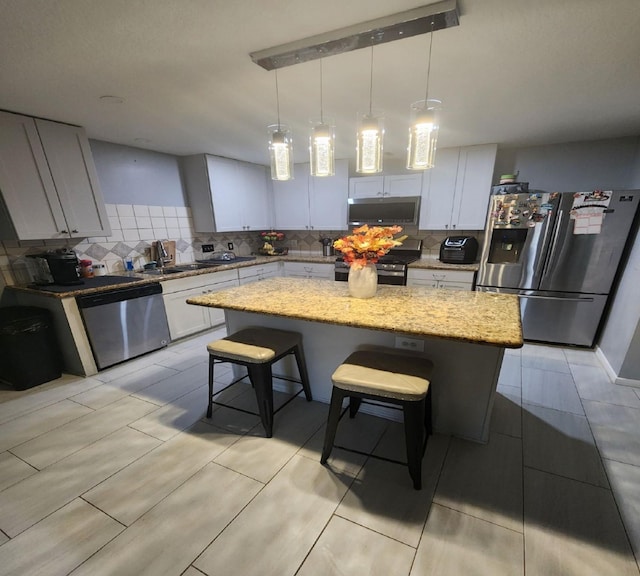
[[187, 277, 522, 348]]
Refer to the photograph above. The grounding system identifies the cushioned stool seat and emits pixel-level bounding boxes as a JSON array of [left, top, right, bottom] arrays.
[[321, 349, 433, 489], [206, 327, 312, 437]]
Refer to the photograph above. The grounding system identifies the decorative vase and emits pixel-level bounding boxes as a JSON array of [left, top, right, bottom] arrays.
[[348, 262, 378, 298]]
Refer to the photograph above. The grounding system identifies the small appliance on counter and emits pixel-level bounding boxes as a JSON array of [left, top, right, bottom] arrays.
[[320, 237, 335, 257], [27, 249, 83, 286], [439, 236, 479, 264]]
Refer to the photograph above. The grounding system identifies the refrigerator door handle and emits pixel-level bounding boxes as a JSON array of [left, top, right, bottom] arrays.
[[540, 209, 563, 280], [518, 294, 594, 303]]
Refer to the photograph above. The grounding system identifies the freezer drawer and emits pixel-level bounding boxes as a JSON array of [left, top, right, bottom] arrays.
[[478, 287, 607, 347]]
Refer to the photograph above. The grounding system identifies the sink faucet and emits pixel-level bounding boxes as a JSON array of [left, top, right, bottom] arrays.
[[156, 240, 172, 269]]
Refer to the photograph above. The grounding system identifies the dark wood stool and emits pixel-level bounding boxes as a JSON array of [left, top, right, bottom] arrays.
[[206, 327, 312, 437], [320, 349, 433, 489]]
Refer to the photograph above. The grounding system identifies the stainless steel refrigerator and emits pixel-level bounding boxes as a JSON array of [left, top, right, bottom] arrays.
[[476, 187, 639, 347]]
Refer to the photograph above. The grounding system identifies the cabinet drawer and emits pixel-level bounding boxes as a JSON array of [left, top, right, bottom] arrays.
[[408, 269, 475, 283], [161, 269, 238, 293], [283, 262, 333, 279], [237, 262, 281, 280]]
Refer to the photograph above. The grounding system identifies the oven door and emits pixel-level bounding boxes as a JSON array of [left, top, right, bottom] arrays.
[[334, 266, 407, 285]]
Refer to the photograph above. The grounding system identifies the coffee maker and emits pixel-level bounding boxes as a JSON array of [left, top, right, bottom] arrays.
[[28, 250, 83, 286]]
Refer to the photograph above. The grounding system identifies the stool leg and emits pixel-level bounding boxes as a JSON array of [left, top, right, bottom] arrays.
[[425, 387, 433, 436], [403, 399, 425, 490], [249, 364, 274, 438], [349, 397, 362, 418], [293, 344, 313, 401], [321, 387, 346, 464], [207, 355, 215, 418]]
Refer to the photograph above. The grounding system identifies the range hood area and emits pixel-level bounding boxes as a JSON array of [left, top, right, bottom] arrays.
[[347, 196, 421, 227]]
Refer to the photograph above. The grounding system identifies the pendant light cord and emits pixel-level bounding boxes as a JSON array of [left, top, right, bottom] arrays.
[[319, 58, 324, 124], [424, 20, 434, 103], [275, 69, 281, 130], [368, 42, 374, 116]]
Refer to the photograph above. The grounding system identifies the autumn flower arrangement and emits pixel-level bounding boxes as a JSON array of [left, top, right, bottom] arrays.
[[333, 225, 406, 269]]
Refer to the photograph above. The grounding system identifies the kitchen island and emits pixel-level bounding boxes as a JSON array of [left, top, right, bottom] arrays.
[[187, 277, 522, 442]]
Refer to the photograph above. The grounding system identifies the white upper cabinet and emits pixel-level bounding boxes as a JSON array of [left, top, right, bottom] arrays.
[[0, 111, 111, 240], [349, 174, 423, 198], [273, 159, 348, 230], [420, 144, 497, 230], [182, 154, 271, 233]]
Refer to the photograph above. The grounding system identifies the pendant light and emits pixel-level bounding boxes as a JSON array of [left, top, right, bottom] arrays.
[[356, 43, 384, 174], [407, 20, 441, 171], [268, 69, 294, 181], [309, 58, 335, 177]]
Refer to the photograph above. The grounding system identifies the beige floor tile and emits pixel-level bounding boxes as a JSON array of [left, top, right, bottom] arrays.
[[564, 347, 602, 367], [0, 532, 7, 546], [434, 433, 523, 533], [0, 498, 123, 576], [194, 454, 352, 576], [523, 402, 609, 487], [498, 353, 522, 388], [0, 427, 159, 537], [524, 468, 638, 576], [131, 361, 207, 406], [0, 451, 37, 492], [336, 432, 450, 548], [0, 399, 93, 453], [0, 376, 103, 425], [83, 420, 242, 526], [410, 504, 524, 576], [71, 364, 179, 409], [491, 385, 522, 438], [603, 459, 640, 567], [181, 569, 204, 576], [71, 462, 261, 576], [155, 348, 207, 372], [297, 515, 414, 576], [584, 400, 640, 467], [11, 395, 157, 469], [571, 363, 640, 408], [522, 343, 571, 373], [213, 397, 327, 483], [522, 366, 584, 414]]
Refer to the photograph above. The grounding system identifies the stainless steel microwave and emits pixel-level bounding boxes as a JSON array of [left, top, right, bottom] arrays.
[[347, 196, 421, 227]]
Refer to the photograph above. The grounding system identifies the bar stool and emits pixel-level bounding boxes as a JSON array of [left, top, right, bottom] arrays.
[[206, 327, 312, 437], [320, 349, 433, 490]]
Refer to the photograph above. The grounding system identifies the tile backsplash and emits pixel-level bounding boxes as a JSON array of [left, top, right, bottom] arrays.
[[0, 203, 483, 289]]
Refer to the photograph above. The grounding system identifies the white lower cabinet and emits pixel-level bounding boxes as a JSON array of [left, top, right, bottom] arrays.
[[407, 268, 476, 290], [238, 262, 281, 285], [162, 270, 239, 339], [282, 262, 333, 279]]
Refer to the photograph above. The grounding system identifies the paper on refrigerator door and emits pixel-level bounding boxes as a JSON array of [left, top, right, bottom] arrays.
[[570, 190, 612, 234]]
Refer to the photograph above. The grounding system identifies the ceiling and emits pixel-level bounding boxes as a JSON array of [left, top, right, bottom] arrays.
[[1, 0, 639, 166]]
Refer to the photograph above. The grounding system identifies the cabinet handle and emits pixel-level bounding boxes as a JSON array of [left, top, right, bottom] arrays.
[[452, 224, 456, 229], [71, 229, 78, 234], [60, 230, 68, 234]]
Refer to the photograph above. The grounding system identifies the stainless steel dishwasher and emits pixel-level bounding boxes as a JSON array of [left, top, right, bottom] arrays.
[[76, 282, 170, 370]]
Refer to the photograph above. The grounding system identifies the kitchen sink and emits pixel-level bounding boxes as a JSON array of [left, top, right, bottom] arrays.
[[141, 268, 186, 275], [141, 262, 222, 275]]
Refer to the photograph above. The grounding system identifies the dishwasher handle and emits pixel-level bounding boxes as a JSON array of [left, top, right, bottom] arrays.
[[76, 282, 163, 309]]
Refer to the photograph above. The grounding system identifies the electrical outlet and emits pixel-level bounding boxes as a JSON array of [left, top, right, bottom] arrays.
[[227, 242, 234, 250], [202, 244, 214, 252], [394, 336, 425, 352]]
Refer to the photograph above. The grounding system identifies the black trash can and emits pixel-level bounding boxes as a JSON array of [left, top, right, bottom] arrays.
[[0, 306, 62, 390]]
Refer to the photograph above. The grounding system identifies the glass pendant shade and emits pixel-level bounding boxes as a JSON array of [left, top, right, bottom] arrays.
[[356, 112, 384, 174], [309, 120, 335, 177], [268, 124, 294, 181], [407, 99, 440, 170]]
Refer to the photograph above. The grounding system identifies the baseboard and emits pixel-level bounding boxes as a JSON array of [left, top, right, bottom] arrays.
[[595, 346, 640, 389], [614, 375, 640, 389]]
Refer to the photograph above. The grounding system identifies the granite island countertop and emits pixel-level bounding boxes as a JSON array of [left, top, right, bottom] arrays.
[[187, 277, 522, 348]]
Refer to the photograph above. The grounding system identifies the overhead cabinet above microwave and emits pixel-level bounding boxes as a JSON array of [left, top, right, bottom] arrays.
[[0, 111, 111, 240], [349, 174, 423, 199]]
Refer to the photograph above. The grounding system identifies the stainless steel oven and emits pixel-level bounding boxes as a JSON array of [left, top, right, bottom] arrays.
[[77, 282, 170, 369], [334, 239, 422, 286]]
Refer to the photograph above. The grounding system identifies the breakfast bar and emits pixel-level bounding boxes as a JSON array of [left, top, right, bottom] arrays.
[[187, 277, 523, 443]]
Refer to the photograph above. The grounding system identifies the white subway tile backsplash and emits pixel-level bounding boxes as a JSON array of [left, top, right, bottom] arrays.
[[166, 228, 181, 239], [148, 206, 164, 217], [138, 229, 154, 240], [153, 229, 168, 239], [151, 217, 166, 229], [105, 204, 118, 217], [123, 230, 140, 242], [163, 206, 177, 217], [108, 216, 121, 230], [119, 216, 137, 230], [164, 217, 179, 229], [109, 230, 124, 242], [178, 217, 190, 228], [116, 204, 134, 217], [133, 205, 150, 217]]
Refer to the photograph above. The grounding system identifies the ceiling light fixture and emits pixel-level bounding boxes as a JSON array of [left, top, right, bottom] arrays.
[[250, 1, 459, 70], [309, 58, 335, 177], [407, 20, 440, 170], [356, 42, 383, 174], [268, 69, 294, 181]]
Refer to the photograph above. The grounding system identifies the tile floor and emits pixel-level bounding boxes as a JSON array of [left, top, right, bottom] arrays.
[[0, 329, 639, 575]]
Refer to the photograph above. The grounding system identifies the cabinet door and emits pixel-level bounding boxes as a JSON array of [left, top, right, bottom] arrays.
[[349, 176, 383, 198], [238, 161, 271, 231], [35, 119, 111, 238], [164, 285, 213, 339], [309, 159, 348, 230], [384, 174, 422, 197], [207, 156, 243, 232], [420, 147, 460, 230], [206, 279, 240, 326], [0, 111, 67, 240], [283, 262, 333, 279], [272, 163, 311, 230], [452, 144, 497, 230]]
